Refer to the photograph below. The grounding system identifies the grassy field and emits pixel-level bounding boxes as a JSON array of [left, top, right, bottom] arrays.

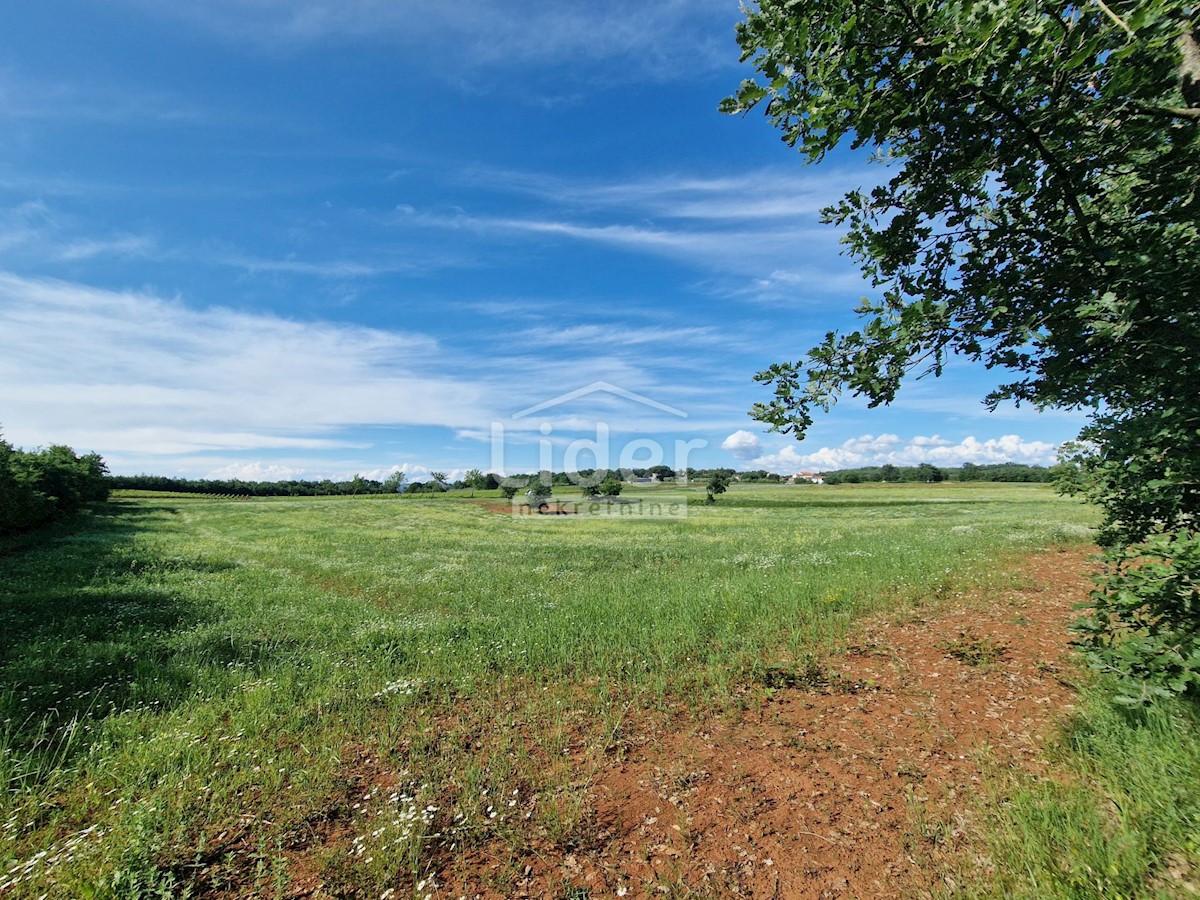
[[2, 481, 1187, 897]]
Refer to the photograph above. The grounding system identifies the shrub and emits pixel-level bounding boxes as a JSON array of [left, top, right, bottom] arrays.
[[0, 436, 109, 531], [596, 478, 622, 497], [1076, 533, 1200, 704]]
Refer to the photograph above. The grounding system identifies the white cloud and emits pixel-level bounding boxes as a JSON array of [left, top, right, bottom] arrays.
[[57, 235, 156, 261], [721, 429, 762, 461], [397, 207, 841, 280], [208, 461, 308, 480], [217, 253, 418, 278], [0, 272, 485, 454], [0, 199, 163, 265], [748, 433, 1059, 472], [475, 166, 878, 222], [0, 70, 211, 125], [0, 272, 731, 475], [519, 323, 724, 348], [382, 164, 882, 288]]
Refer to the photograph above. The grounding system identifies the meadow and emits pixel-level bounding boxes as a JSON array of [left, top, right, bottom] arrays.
[[3, 482, 1192, 898]]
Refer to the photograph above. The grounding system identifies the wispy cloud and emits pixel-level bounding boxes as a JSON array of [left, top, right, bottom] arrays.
[[217, 253, 420, 278], [0, 200, 55, 252], [57, 235, 157, 261], [0, 200, 163, 266], [0, 197, 424, 279], [394, 206, 843, 280], [518, 323, 725, 348], [120, 0, 741, 74], [0, 68, 212, 126], [0, 272, 478, 455], [0, 272, 748, 471], [471, 166, 880, 221]]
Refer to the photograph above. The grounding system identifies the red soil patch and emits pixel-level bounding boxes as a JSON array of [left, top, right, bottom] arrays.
[[435, 546, 1094, 899]]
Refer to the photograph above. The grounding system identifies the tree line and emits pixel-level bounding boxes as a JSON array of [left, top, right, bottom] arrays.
[[0, 436, 110, 531], [820, 462, 1055, 484], [105, 461, 1055, 498], [107, 472, 408, 497]]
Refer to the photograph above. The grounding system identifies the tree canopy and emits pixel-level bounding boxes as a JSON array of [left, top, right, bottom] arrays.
[[1, 436, 109, 531], [725, 0, 1200, 700]]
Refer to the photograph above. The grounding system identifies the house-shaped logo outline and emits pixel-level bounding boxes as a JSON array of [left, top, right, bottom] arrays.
[[511, 380, 687, 421]]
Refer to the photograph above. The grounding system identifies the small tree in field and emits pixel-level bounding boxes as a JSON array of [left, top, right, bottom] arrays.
[[526, 480, 551, 509], [705, 472, 730, 504], [597, 477, 623, 497], [463, 468, 485, 496]]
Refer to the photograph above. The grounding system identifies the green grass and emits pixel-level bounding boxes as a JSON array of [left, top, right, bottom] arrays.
[[956, 688, 1200, 899], [0, 482, 1113, 896]]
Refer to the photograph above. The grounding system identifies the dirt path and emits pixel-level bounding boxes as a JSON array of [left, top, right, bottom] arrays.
[[439, 546, 1094, 899]]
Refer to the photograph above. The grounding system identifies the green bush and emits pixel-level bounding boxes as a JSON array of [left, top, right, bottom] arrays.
[[0, 436, 109, 531], [1077, 533, 1200, 704], [596, 477, 622, 497]]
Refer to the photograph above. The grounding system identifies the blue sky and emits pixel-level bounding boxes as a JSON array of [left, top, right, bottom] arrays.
[[0, 0, 1083, 482]]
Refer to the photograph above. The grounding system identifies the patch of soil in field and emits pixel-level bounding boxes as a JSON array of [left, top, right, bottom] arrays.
[[434, 546, 1093, 899]]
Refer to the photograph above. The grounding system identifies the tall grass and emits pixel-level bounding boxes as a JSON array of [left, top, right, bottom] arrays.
[[961, 688, 1200, 899]]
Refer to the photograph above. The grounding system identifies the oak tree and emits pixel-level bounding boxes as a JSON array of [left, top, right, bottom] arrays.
[[725, 0, 1200, 700]]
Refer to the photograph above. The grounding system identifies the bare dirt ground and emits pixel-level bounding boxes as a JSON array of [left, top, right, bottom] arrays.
[[434, 546, 1094, 899]]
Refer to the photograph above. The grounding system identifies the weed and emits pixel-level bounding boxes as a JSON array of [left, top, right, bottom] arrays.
[[757, 657, 875, 694], [941, 630, 1008, 666]]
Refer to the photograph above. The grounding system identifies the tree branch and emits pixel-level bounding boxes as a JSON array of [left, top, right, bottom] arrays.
[[1093, 0, 1135, 38], [1132, 102, 1200, 121], [977, 92, 1095, 247]]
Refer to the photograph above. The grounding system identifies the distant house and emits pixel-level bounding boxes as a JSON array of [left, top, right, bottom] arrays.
[[790, 471, 825, 484]]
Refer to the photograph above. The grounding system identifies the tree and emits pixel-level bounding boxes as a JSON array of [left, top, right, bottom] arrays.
[[526, 479, 552, 510], [705, 471, 731, 504], [879, 464, 900, 483], [429, 471, 448, 489], [916, 464, 944, 484], [725, 1, 1200, 699], [382, 470, 406, 493], [0, 434, 109, 531], [597, 477, 623, 497], [463, 468, 486, 496]]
